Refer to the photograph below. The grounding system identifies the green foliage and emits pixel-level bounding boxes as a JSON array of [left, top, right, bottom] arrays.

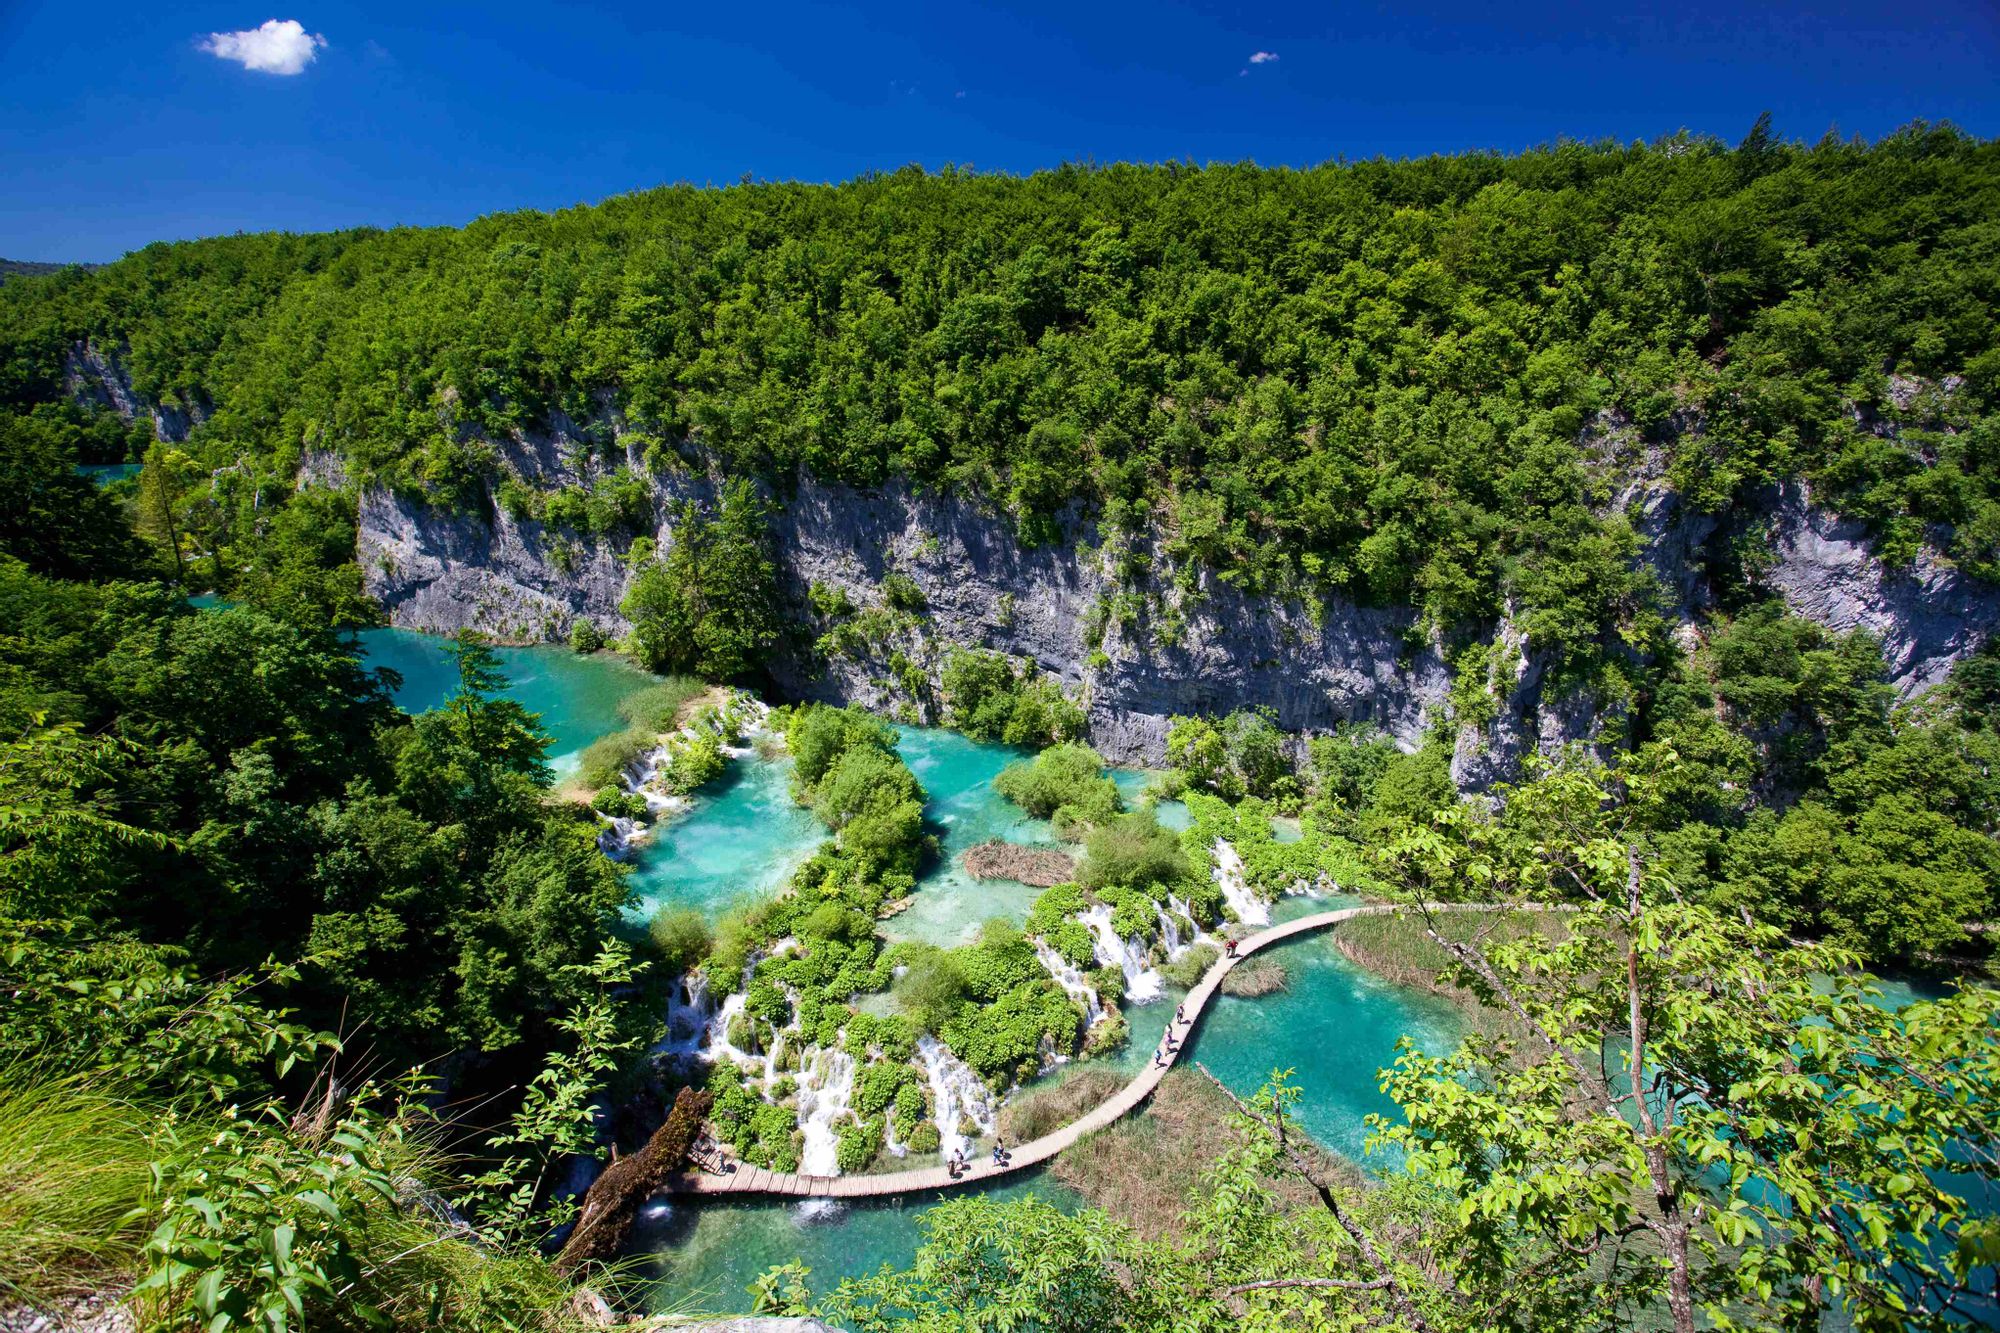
[[660, 729, 726, 795], [940, 648, 1086, 748], [568, 619, 605, 654], [1374, 765, 2000, 1333], [1078, 811, 1191, 895], [1159, 941, 1218, 989], [1306, 722, 1399, 828], [138, 1096, 403, 1331], [786, 702, 898, 791], [9, 133, 2000, 656], [879, 571, 927, 612], [0, 407, 149, 582], [893, 944, 968, 1035], [455, 944, 649, 1248], [647, 906, 713, 975], [994, 742, 1123, 834], [621, 478, 779, 680], [1168, 709, 1301, 806]]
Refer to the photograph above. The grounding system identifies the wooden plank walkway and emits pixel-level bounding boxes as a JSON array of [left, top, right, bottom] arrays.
[[664, 901, 1466, 1201]]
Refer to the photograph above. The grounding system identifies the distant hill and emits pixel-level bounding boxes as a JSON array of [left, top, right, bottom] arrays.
[[0, 258, 99, 283]]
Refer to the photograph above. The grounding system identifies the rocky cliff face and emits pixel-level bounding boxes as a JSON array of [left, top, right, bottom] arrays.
[[63, 340, 202, 443], [351, 431, 1999, 772]]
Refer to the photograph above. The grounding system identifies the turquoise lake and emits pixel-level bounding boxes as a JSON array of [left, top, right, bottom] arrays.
[[345, 633, 1470, 1313]]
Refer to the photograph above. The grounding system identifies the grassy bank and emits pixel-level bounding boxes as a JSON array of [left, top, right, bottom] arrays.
[[1332, 910, 1563, 1042], [1006, 1068, 1355, 1243]]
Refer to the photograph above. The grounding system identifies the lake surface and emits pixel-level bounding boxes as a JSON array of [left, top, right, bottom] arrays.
[[355, 627, 655, 777], [345, 634, 1470, 1310]]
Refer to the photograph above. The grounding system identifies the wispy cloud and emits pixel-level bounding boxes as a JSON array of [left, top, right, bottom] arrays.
[[1248, 50, 1278, 64], [199, 19, 326, 75]]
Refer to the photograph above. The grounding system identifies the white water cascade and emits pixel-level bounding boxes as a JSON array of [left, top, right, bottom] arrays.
[[1083, 904, 1163, 1003], [796, 1046, 857, 1177], [1033, 938, 1103, 1026], [1211, 839, 1270, 926], [659, 970, 713, 1056], [919, 1035, 997, 1162], [1167, 895, 1213, 954]]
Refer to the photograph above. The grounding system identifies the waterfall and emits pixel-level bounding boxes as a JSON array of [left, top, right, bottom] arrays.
[[1083, 904, 1163, 1003], [795, 1046, 857, 1177], [1167, 894, 1212, 953], [659, 970, 712, 1055], [1033, 938, 1103, 1026], [1211, 839, 1270, 926], [707, 992, 755, 1066], [918, 1035, 996, 1162]]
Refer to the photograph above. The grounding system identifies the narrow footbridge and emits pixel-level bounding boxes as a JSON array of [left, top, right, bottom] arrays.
[[665, 901, 1476, 1201]]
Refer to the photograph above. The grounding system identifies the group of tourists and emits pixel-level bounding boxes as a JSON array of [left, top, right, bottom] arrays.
[[945, 1140, 1012, 1179]]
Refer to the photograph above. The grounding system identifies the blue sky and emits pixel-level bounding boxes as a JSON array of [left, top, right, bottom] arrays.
[[2, 1, 1996, 262]]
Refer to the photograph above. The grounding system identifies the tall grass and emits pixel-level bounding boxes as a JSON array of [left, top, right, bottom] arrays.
[[617, 678, 707, 732], [0, 1069, 153, 1308], [1334, 910, 1561, 1043], [571, 678, 710, 791]]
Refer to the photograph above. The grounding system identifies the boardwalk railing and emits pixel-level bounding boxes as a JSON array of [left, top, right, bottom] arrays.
[[665, 901, 1487, 1201]]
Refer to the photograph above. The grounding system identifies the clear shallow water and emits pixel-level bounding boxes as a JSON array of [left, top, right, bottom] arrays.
[[632, 1170, 1081, 1313], [354, 628, 655, 777], [326, 634, 1472, 1304], [76, 461, 140, 485]]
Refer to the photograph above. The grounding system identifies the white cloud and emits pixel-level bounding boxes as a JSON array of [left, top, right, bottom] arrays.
[[200, 19, 326, 75], [1248, 50, 1278, 64]]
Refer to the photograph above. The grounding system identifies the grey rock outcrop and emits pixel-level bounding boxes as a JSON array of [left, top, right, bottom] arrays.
[[62, 340, 202, 443], [351, 442, 2000, 772], [1760, 483, 2000, 695]]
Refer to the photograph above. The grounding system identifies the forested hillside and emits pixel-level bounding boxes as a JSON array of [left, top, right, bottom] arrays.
[[5, 122, 1998, 646], [2, 125, 1998, 1333]]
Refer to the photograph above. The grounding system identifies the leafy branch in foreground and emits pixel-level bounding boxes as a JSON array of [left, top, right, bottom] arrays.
[[1371, 756, 2000, 1333]]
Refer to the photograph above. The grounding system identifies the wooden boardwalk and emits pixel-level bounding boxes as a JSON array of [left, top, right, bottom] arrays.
[[664, 901, 1446, 1201]]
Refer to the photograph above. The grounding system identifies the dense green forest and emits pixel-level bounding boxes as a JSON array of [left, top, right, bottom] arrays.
[[4, 122, 1999, 663], [1, 125, 1997, 1333]]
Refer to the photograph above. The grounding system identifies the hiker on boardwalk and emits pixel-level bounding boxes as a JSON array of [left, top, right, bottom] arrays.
[[1225, 937, 1238, 958], [1174, 1003, 1185, 1024]]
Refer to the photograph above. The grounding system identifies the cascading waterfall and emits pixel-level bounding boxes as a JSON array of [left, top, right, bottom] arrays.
[[1033, 938, 1103, 1026], [1167, 894, 1212, 953], [1083, 904, 1163, 1003], [795, 1046, 858, 1176], [1211, 839, 1270, 926], [658, 970, 712, 1056], [918, 1035, 996, 1162]]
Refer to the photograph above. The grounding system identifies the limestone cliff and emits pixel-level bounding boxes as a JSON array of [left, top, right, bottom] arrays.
[[65, 344, 1994, 775], [349, 436, 1998, 772]]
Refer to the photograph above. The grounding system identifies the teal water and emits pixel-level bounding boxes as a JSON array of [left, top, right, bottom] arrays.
[[297, 631, 1477, 1306], [627, 753, 825, 921], [354, 628, 655, 776], [632, 1170, 1082, 1313], [77, 461, 141, 485]]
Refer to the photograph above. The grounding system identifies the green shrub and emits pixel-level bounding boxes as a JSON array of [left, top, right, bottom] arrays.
[[835, 1115, 886, 1173], [881, 571, 926, 611], [1080, 812, 1189, 892], [894, 945, 968, 1034], [1160, 942, 1219, 989], [568, 619, 606, 654], [995, 742, 1122, 831], [661, 731, 726, 794], [649, 907, 714, 974]]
